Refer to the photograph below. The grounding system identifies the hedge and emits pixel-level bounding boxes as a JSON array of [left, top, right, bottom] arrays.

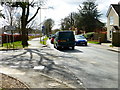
[[1, 34, 22, 43]]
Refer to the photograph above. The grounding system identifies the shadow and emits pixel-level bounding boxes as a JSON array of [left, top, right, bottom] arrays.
[[0, 48, 85, 88], [0, 49, 19, 51], [24, 49, 55, 70], [75, 45, 90, 47], [43, 52, 74, 59], [1, 48, 70, 73], [1, 48, 56, 73], [59, 48, 83, 53]]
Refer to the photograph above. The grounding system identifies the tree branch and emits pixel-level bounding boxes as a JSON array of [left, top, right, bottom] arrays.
[[27, 7, 40, 24]]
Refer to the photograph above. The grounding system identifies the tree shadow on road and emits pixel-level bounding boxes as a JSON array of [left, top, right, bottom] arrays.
[[1, 49, 54, 72], [0, 48, 84, 88], [60, 48, 83, 53], [1, 48, 72, 73]]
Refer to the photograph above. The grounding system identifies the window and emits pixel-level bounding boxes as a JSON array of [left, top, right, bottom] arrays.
[[110, 30, 112, 38], [109, 16, 114, 25]]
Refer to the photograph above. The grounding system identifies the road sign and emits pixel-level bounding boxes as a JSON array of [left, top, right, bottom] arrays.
[[42, 26, 45, 29], [4, 26, 16, 31], [42, 26, 45, 35]]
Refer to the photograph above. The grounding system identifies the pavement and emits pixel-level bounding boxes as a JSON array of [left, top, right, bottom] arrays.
[[88, 43, 120, 53], [101, 43, 120, 52]]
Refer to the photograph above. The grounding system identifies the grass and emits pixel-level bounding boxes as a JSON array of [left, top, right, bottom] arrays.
[[88, 41, 100, 44], [1, 41, 23, 49], [28, 35, 41, 40], [0, 88, 5, 90], [0, 36, 48, 49], [40, 36, 49, 45], [109, 45, 114, 47]]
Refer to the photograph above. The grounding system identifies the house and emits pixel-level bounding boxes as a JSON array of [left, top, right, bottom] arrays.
[[106, 4, 120, 42]]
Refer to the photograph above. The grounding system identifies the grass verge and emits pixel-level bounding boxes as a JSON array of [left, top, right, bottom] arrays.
[[1, 41, 23, 49], [40, 36, 48, 45], [88, 41, 100, 44]]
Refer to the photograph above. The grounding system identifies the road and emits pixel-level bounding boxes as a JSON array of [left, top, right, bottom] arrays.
[[0, 38, 118, 89], [47, 39, 118, 88]]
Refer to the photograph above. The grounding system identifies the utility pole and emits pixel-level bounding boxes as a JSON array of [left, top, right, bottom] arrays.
[[36, 1, 53, 42], [36, 1, 42, 42], [40, 7, 42, 42], [70, 13, 74, 30]]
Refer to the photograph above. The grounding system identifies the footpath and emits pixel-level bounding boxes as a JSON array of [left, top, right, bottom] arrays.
[[88, 43, 120, 53]]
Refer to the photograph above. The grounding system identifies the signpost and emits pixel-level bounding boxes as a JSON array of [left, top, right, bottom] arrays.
[[42, 25, 45, 35], [42, 25, 45, 44]]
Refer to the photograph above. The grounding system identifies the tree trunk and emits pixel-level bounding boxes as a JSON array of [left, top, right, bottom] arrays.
[[21, 28, 28, 48], [21, 7, 28, 48], [20, 4, 39, 48]]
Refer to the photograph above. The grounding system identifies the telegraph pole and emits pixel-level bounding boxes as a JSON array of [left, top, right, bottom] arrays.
[[70, 13, 74, 30], [36, 1, 53, 42]]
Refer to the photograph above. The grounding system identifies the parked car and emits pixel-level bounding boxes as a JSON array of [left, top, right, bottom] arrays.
[[54, 31, 75, 50], [75, 35, 87, 46], [50, 35, 55, 44]]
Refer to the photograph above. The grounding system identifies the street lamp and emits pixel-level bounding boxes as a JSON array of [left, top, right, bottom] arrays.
[[36, 1, 53, 42]]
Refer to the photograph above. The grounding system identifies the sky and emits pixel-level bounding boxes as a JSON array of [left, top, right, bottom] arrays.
[[0, 0, 120, 29], [41, 0, 120, 29]]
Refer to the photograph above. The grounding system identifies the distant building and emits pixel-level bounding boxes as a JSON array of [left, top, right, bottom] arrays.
[[106, 4, 120, 41]]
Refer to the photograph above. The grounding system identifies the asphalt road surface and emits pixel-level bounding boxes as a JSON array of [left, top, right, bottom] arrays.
[[47, 40, 118, 89], [0, 38, 118, 89]]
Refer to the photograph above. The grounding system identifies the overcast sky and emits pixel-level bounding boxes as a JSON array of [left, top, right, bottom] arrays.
[[0, 0, 120, 29]]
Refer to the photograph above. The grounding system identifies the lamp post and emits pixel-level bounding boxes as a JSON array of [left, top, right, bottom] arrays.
[[36, 1, 53, 42]]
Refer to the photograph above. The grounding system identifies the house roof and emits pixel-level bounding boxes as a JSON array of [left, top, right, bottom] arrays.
[[112, 4, 120, 16], [106, 4, 120, 17]]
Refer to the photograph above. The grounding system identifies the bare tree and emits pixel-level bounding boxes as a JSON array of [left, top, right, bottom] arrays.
[[1, 0, 46, 47], [3, 5, 17, 26]]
